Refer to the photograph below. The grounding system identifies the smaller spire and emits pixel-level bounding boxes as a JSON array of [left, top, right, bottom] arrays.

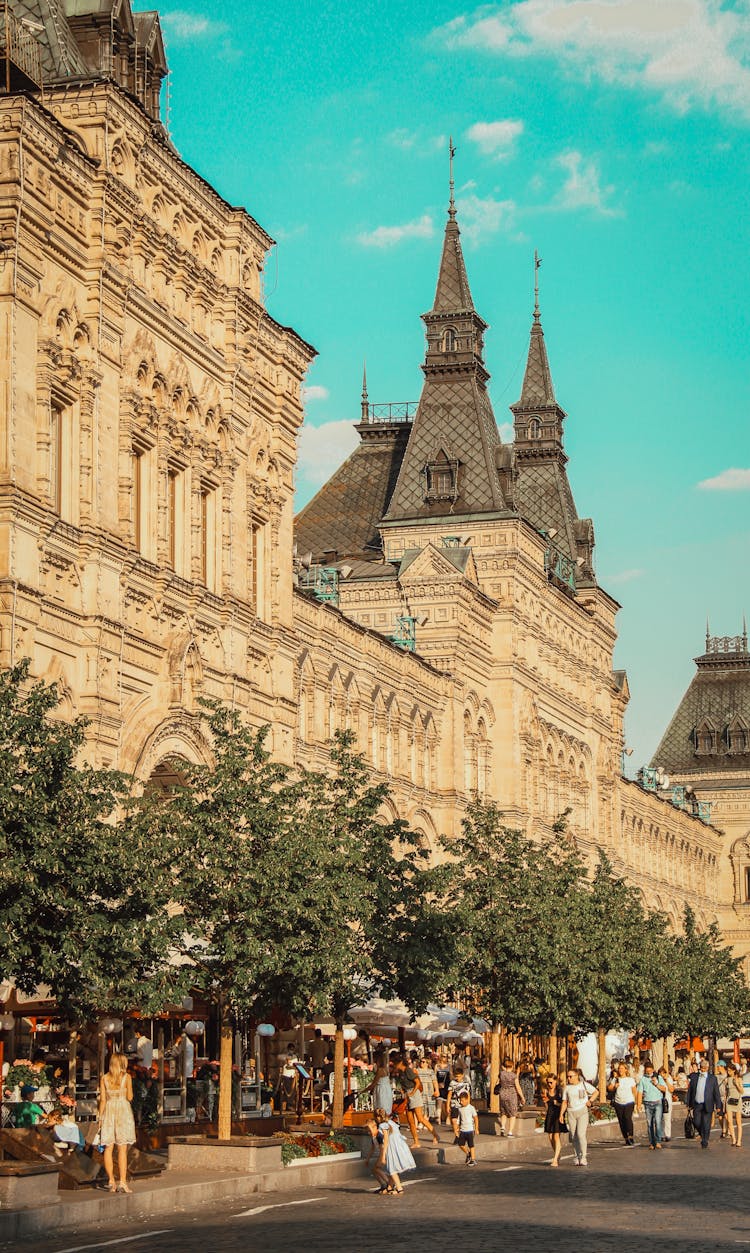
[[361, 360, 369, 422], [706, 616, 711, 651], [449, 136, 456, 220], [743, 614, 748, 648]]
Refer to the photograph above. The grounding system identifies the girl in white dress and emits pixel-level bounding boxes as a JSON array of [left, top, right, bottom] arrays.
[[375, 1106, 415, 1194], [99, 1053, 136, 1193]]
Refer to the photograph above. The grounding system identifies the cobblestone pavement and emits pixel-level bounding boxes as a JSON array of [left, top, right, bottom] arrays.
[[14, 1137, 750, 1253]]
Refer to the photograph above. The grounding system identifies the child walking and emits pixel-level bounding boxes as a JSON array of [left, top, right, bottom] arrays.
[[456, 1089, 479, 1165]]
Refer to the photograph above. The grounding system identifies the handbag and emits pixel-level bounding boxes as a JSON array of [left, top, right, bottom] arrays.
[[684, 1111, 695, 1139], [661, 1094, 669, 1114]]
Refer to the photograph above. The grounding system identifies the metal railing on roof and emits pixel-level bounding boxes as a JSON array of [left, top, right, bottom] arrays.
[[0, 3, 43, 94], [362, 401, 416, 424]]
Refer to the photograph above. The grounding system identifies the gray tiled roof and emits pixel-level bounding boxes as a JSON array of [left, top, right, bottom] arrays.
[[11, 0, 87, 78], [294, 423, 409, 562], [432, 215, 474, 313], [651, 644, 750, 775], [518, 318, 556, 407]]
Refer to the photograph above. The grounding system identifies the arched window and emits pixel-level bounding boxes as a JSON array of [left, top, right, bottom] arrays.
[[425, 450, 459, 502], [442, 327, 457, 352], [528, 417, 541, 439]]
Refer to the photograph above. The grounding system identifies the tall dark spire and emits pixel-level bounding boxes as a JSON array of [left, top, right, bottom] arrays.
[[510, 252, 596, 585], [382, 160, 509, 524], [361, 360, 369, 421]]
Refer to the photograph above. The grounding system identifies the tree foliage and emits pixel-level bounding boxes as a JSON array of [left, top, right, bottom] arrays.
[[0, 661, 174, 1018]]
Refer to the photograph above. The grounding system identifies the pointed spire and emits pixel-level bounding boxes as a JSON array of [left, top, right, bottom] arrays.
[[361, 360, 369, 422], [431, 140, 475, 314], [706, 617, 711, 651], [517, 250, 556, 407], [744, 614, 748, 649]]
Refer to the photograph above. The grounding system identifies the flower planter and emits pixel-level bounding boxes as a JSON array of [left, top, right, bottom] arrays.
[[167, 1134, 282, 1173], [285, 1151, 361, 1168]]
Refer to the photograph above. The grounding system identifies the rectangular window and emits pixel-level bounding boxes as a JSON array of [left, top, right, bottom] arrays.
[[252, 519, 267, 620], [745, 867, 750, 903], [199, 482, 220, 591], [133, 444, 156, 560], [167, 465, 188, 576], [50, 400, 63, 513]]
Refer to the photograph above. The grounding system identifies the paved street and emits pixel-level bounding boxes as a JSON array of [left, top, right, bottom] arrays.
[[12, 1135, 750, 1253]]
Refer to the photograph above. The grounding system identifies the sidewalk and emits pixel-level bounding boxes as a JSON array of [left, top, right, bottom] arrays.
[[0, 1119, 623, 1245]]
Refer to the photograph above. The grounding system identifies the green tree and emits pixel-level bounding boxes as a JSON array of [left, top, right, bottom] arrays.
[[441, 798, 589, 1104], [670, 906, 750, 1040], [0, 660, 174, 1018]]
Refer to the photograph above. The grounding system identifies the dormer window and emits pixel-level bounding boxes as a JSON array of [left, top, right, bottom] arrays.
[[727, 718, 749, 754], [442, 327, 457, 352], [528, 417, 541, 439], [425, 450, 459, 502], [694, 720, 717, 755]]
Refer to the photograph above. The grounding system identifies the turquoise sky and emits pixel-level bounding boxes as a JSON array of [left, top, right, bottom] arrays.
[[139, 1, 750, 773]]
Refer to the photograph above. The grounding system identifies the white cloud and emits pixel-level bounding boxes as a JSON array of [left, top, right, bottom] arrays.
[[554, 150, 620, 215], [455, 193, 517, 243], [297, 420, 359, 488], [356, 214, 435, 248], [697, 467, 750, 490], [498, 421, 515, 441], [160, 11, 228, 40], [466, 119, 524, 159], [433, 1, 750, 120], [302, 385, 330, 403]]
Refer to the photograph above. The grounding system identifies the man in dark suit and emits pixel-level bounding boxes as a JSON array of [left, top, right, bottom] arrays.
[[686, 1057, 723, 1148]]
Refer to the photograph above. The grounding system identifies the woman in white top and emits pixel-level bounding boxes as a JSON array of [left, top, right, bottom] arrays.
[[658, 1066, 675, 1142], [607, 1061, 638, 1145], [560, 1067, 596, 1166]]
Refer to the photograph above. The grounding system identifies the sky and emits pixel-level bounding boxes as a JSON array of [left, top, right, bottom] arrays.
[[137, 0, 750, 773]]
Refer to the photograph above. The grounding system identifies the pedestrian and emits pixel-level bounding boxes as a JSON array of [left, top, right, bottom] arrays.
[[560, 1067, 596, 1166], [15, 1083, 45, 1128], [417, 1053, 440, 1123], [396, 1054, 439, 1148], [686, 1057, 723, 1149], [448, 1065, 471, 1139], [636, 1061, 666, 1150], [518, 1053, 536, 1107], [495, 1056, 526, 1137], [436, 1054, 451, 1124], [367, 1050, 394, 1116], [364, 1116, 392, 1193], [608, 1061, 638, 1146], [543, 1073, 565, 1166], [375, 1106, 415, 1195], [309, 1029, 328, 1076], [456, 1089, 479, 1166], [658, 1066, 674, 1142], [723, 1064, 743, 1147], [98, 1053, 136, 1193], [674, 1066, 688, 1104]]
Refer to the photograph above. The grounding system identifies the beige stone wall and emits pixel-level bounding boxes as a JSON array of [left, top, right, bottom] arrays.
[[0, 84, 312, 779]]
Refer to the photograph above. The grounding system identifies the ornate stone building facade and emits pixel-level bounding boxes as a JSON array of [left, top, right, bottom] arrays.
[[0, 2, 722, 933]]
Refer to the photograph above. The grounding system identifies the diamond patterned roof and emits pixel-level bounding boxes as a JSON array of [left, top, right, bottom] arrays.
[[432, 217, 474, 314], [651, 644, 750, 775], [519, 318, 556, 407], [294, 425, 409, 562], [10, 0, 87, 78]]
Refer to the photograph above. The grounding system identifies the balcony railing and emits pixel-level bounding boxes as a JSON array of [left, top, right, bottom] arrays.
[[361, 401, 416, 424], [0, 4, 43, 93]]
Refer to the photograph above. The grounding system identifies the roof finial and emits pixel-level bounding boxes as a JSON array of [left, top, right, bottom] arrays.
[[361, 359, 369, 422], [706, 616, 711, 650], [743, 613, 748, 649], [449, 136, 456, 219], [534, 249, 541, 324]]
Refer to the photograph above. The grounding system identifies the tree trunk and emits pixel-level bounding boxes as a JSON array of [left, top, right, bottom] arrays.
[[597, 1028, 607, 1102], [217, 999, 233, 1141], [332, 1024, 345, 1129], [549, 1024, 558, 1075], [68, 1030, 78, 1098], [489, 1023, 501, 1114]]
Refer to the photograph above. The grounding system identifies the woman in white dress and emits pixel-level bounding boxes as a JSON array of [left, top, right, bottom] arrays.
[[98, 1053, 136, 1193]]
